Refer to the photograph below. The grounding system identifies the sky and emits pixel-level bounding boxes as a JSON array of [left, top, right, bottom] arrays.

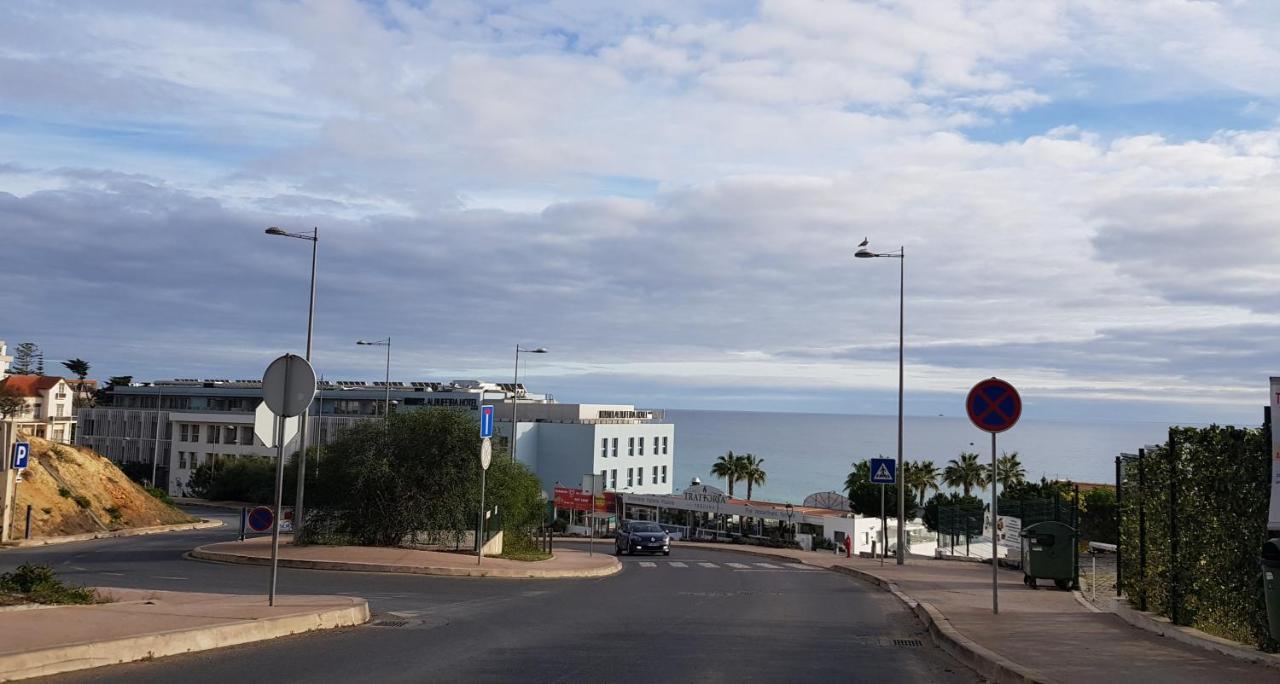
[[3, 0, 1280, 425]]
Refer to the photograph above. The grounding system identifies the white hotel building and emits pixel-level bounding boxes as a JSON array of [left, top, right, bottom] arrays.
[[75, 378, 674, 498]]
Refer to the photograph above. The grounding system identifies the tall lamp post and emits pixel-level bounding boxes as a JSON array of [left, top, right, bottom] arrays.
[[855, 238, 906, 565], [265, 226, 318, 542], [510, 345, 547, 462], [356, 338, 392, 419]]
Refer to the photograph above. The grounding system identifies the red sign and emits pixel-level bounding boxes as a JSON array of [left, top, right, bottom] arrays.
[[553, 487, 617, 513], [966, 377, 1022, 434]]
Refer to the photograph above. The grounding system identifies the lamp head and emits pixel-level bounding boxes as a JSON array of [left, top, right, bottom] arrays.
[[531, 347, 549, 354], [265, 227, 288, 236], [854, 248, 876, 258]]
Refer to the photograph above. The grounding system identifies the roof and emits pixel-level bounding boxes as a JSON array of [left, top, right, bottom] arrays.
[[0, 375, 66, 397]]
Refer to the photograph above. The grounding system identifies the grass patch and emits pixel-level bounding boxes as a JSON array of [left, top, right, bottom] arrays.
[[0, 564, 98, 605]]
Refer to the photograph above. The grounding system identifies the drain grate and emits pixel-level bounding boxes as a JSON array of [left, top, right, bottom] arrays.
[[371, 620, 410, 628], [893, 639, 923, 648]]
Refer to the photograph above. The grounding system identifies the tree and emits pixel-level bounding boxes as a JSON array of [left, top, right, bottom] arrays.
[[922, 491, 985, 534], [309, 408, 542, 548], [741, 453, 766, 500], [905, 460, 940, 509], [844, 459, 900, 517], [95, 376, 134, 406], [61, 359, 91, 407], [990, 451, 1027, 489], [0, 385, 25, 420], [943, 452, 987, 497], [710, 451, 744, 497], [9, 343, 39, 375], [1001, 476, 1073, 502]]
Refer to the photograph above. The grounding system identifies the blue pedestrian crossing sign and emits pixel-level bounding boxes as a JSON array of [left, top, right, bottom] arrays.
[[11, 442, 29, 469], [480, 405, 495, 439], [869, 457, 896, 485]]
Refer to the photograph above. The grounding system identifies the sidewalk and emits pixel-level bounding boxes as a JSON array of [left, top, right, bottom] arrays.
[[673, 542, 1275, 684], [0, 587, 368, 681], [193, 535, 620, 579]]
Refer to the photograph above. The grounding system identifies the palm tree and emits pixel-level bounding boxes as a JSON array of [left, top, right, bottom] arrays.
[[991, 451, 1027, 488], [741, 454, 766, 500], [711, 451, 742, 497], [908, 460, 941, 508], [943, 452, 987, 497]]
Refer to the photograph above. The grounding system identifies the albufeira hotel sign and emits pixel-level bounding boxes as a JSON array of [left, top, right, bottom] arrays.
[[1270, 378, 1280, 531]]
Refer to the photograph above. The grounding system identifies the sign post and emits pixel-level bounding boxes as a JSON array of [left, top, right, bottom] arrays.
[[870, 457, 896, 566], [966, 377, 1022, 615], [261, 353, 317, 607], [477, 406, 494, 566]]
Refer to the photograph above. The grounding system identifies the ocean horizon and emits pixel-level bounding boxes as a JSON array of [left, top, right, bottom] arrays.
[[664, 408, 1224, 505]]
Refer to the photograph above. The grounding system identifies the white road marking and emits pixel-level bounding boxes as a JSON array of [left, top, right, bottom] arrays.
[[726, 562, 750, 569], [99, 572, 124, 577], [668, 562, 687, 567], [151, 576, 188, 581], [786, 563, 815, 570], [388, 610, 421, 618], [754, 563, 781, 568], [639, 561, 656, 568], [697, 562, 718, 568]]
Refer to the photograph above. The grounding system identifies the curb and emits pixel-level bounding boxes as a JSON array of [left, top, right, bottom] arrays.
[[661, 542, 1048, 683], [189, 546, 622, 580], [4, 519, 223, 549], [1109, 597, 1280, 671], [0, 597, 369, 681], [1071, 590, 1104, 614]]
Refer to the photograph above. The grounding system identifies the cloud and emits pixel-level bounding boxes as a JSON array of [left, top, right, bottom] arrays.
[[4, 1, 1280, 423]]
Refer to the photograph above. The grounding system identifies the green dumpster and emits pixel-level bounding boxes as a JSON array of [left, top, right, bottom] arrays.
[[1261, 539, 1280, 640], [1021, 521, 1077, 590]]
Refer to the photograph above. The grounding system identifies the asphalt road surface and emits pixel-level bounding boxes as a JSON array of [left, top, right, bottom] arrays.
[[4, 507, 976, 683]]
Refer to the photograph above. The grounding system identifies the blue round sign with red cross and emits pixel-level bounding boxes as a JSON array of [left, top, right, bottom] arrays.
[[966, 378, 1021, 433], [247, 506, 274, 533]]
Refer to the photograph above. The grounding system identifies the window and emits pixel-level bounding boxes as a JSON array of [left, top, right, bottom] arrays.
[[626, 468, 633, 487], [241, 427, 253, 446], [652, 466, 658, 485], [611, 438, 618, 457], [662, 436, 669, 454], [601, 438, 608, 458], [206, 426, 217, 444], [638, 437, 644, 456], [610, 469, 617, 489], [55, 404, 64, 417], [223, 426, 237, 445], [628, 437, 634, 456], [601, 469, 607, 485], [179, 424, 188, 442], [179, 452, 187, 469]]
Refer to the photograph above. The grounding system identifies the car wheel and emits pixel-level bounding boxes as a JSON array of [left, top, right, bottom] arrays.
[[663, 550, 670, 556]]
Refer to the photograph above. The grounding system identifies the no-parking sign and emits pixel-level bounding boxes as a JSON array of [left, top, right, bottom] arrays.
[[966, 378, 1021, 434]]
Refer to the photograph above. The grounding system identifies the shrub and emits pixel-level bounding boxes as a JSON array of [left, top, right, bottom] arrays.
[[57, 487, 70, 498], [0, 564, 96, 605], [40, 507, 52, 515], [105, 505, 122, 521], [72, 495, 91, 509], [145, 486, 174, 505]]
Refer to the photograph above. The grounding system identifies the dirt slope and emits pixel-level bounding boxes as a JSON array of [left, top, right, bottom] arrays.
[[9, 436, 195, 539]]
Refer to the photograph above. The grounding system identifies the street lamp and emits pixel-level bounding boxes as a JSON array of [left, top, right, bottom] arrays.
[[265, 225, 318, 543], [854, 237, 906, 565], [356, 338, 392, 419], [510, 345, 547, 462]]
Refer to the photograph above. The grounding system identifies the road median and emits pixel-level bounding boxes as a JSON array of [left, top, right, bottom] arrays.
[[193, 535, 620, 579], [4, 518, 223, 549], [0, 587, 368, 681]]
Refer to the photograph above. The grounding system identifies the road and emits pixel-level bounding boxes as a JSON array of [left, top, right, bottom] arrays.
[[2, 507, 975, 683]]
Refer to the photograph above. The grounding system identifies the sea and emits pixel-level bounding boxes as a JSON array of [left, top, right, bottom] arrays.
[[665, 409, 1181, 505]]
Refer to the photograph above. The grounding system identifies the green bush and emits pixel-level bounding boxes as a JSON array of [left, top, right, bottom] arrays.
[[57, 486, 70, 498], [307, 409, 544, 548], [104, 505, 122, 521], [0, 564, 96, 605], [72, 495, 91, 509], [1119, 425, 1275, 650], [145, 486, 174, 505]]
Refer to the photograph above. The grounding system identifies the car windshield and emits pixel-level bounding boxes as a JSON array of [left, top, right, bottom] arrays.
[[630, 523, 663, 533]]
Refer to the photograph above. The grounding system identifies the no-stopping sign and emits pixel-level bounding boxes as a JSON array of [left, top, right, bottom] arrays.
[[966, 378, 1021, 433]]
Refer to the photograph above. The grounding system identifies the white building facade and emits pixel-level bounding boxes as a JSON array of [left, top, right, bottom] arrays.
[[493, 403, 675, 496], [0, 375, 76, 444]]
